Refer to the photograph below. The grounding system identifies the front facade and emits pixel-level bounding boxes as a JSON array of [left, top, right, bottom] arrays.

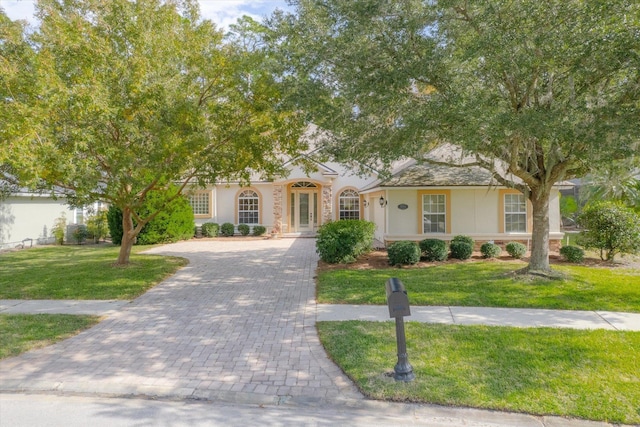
[[188, 149, 567, 250], [188, 159, 378, 236]]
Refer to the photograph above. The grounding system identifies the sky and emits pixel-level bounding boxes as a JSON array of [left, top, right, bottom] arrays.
[[0, 0, 293, 29]]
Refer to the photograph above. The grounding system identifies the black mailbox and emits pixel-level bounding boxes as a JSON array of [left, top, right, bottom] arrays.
[[385, 278, 411, 318]]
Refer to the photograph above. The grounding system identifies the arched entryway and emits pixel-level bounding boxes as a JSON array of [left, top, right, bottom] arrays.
[[289, 181, 319, 233]]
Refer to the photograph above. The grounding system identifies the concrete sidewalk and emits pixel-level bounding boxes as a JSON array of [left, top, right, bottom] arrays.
[[2, 299, 639, 331], [317, 304, 640, 331]]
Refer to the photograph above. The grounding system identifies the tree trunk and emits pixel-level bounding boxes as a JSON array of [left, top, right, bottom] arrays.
[[116, 207, 135, 265], [527, 187, 551, 272]]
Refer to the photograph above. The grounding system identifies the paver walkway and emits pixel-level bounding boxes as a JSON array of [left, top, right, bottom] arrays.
[[0, 239, 361, 403]]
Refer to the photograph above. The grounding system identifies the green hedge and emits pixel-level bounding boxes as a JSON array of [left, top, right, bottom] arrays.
[[201, 222, 219, 237], [419, 239, 448, 261], [316, 220, 375, 263], [480, 242, 502, 259], [450, 241, 473, 260], [238, 224, 250, 236], [220, 222, 235, 237], [388, 241, 421, 265], [506, 242, 527, 259], [560, 245, 585, 263]]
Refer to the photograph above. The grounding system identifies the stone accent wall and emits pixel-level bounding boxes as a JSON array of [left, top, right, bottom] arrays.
[[322, 185, 332, 225], [272, 185, 283, 235]]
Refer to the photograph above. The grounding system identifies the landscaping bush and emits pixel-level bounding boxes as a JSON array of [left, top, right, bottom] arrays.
[[577, 201, 640, 261], [136, 192, 195, 245], [252, 225, 267, 236], [220, 222, 235, 237], [419, 239, 448, 262], [106, 189, 195, 246], [388, 241, 421, 265], [560, 245, 585, 263], [480, 242, 502, 259], [72, 225, 89, 245], [450, 241, 473, 260], [201, 222, 219, 237], [451, 235, 474, 247], [506, 242, 527, 259], [316, 220, 375, 263], [238, 224, 250, 236]]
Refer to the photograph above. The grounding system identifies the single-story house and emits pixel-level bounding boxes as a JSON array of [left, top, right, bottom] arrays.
[[190, 140, 570, 251]]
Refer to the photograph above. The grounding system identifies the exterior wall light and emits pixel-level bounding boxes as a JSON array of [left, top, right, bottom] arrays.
[[379, 196, 387, 207]]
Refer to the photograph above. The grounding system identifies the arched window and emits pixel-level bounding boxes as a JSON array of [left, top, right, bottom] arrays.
[[339, 189, 360, 220], [238, 190, 259, 224]]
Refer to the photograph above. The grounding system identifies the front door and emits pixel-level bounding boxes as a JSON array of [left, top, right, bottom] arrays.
[[291, 189, 318, 233]]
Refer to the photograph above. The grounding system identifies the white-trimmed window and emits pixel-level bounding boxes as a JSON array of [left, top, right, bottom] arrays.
[[422, 194, 446, 233], [190, 192, 210, 216], [504, 193, 527, 233], [238, 190, 259, 224], [339, 189, 360, 220]]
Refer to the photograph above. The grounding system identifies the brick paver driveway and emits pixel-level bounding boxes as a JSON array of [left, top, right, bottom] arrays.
[[0, 239, 362, 403]]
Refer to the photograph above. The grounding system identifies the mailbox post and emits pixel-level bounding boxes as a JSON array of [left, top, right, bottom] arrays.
[[385, 278, 415, 382]]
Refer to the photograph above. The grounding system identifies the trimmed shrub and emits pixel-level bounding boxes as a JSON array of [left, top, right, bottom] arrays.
[[388, 241, 421, 265], [450, 241, 473, 260], [238, 224, 250, 236], [480, 242, 502, 259], [577, 201, 640, 261], [506, 242, 527, 259], [220, 222, 235, 237], [419, 239, 448, 262], [316, 220, 375, 263], [252, 225, 267, 236], [560, 245, 585, 263], [201, 222, 219, 237], [451, 235, 474, 247], [136, 192, 195, 245]]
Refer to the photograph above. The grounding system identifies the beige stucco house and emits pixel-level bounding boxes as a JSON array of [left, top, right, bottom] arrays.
[[189, 143, 569, 250]]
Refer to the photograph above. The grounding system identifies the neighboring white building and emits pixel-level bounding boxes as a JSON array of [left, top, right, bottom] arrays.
[[0, 190, 101, 249]]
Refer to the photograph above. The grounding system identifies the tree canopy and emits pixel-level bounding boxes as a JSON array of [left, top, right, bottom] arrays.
[[270, 0, 640, 271], [3, 0, 305, 264]]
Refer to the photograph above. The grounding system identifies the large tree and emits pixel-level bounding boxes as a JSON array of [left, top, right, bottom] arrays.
[[5, 0, 305, 264], [0, 10, 43, 197], [269, 0, 640, 272]]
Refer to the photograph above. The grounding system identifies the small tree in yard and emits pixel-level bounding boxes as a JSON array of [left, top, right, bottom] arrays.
[[4, 0, 305, 265], [51, 213, 66, 245], [577, 202, 640, 261]]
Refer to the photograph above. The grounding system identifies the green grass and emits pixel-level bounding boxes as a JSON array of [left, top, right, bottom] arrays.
[[0, 314, 100, 359], [318, 321, 640, 424], [0, 245, 188, 299], [317, 262, 640, 312]]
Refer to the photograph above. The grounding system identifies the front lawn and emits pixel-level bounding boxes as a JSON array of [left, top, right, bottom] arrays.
[[317, 262, 640, 312], [318, 321, 640, 424], [0, 314, 100, 359], [0, 245, 187, 300]]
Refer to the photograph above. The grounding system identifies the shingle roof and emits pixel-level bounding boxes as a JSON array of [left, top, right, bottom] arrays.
[[361, 144, 574, 190], [379, 161, 496, 187]]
